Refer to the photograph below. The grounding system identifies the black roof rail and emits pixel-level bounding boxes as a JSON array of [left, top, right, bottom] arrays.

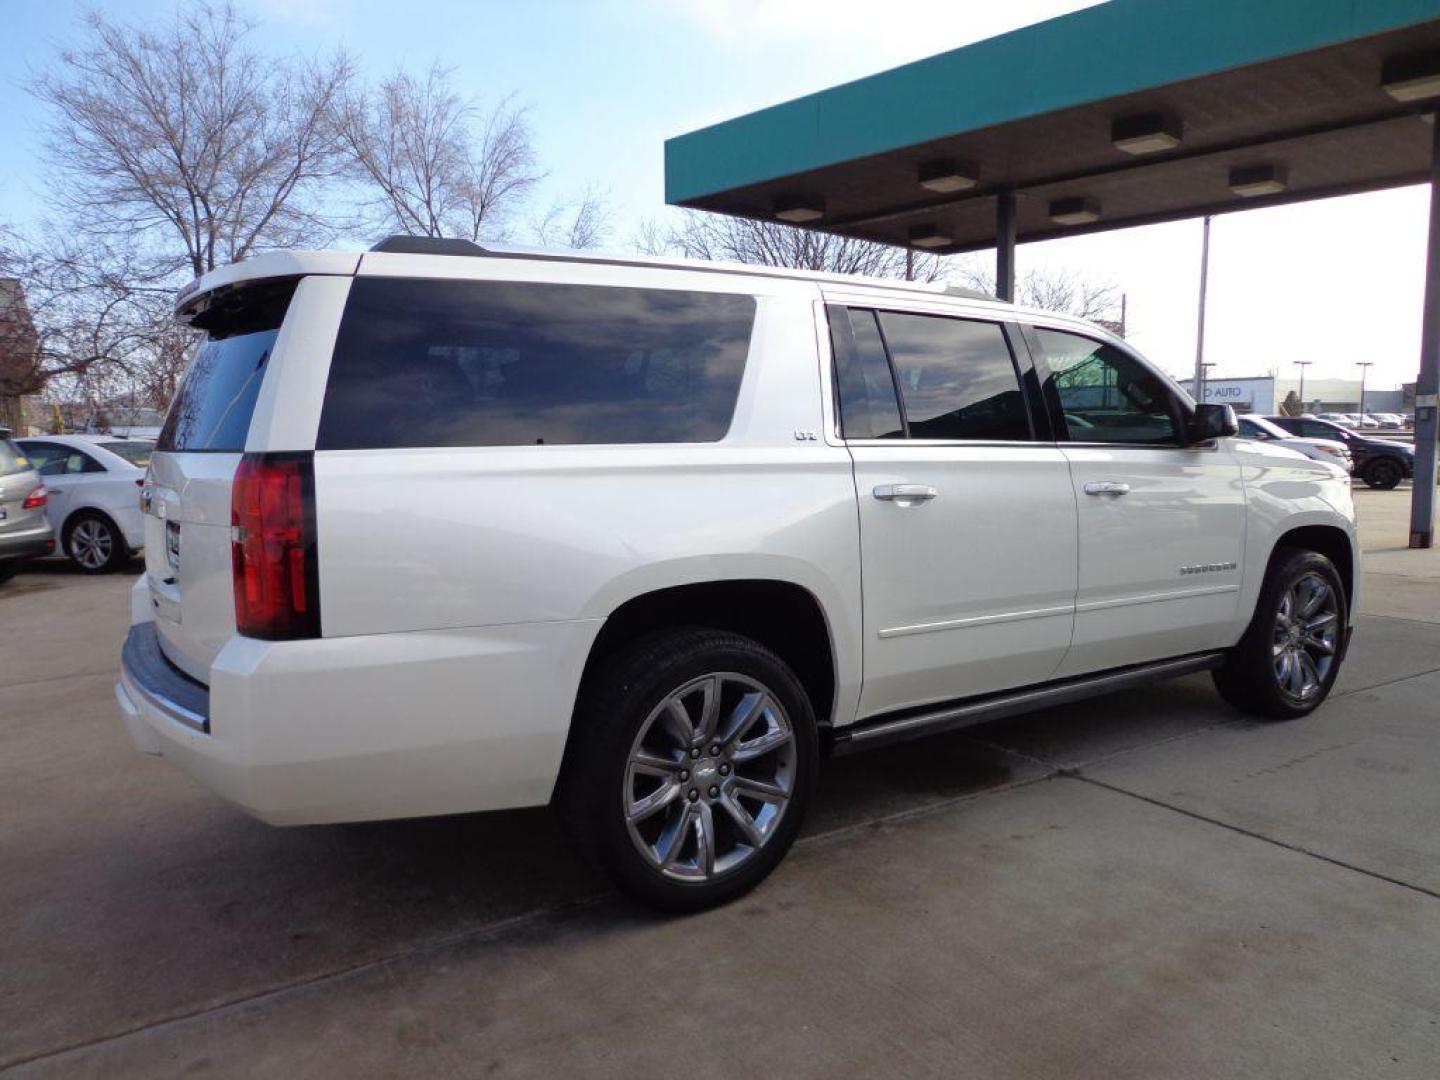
[[369, 236, 489, 256]]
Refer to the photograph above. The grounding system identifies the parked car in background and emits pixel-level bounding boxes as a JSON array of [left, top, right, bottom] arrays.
[[1267, 415, 1414, 489], [1369, 413, 1404, 430], [1236, 415, 1353, 472], [0, 431, 53, 582], [118, 239, 1359, 911], [16, 435, 147, 572], [1316, 412, 1356, 427]]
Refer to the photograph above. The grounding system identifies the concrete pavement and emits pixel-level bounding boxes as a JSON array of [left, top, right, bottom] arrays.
[[2, 488, 1438, 1077]]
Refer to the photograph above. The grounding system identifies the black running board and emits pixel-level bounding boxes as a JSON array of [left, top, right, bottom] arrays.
[[831, 652, 1226, 755]]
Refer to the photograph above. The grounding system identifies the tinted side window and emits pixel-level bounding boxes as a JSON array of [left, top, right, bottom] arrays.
[[827, 306, 902, 440], [1035, 329, 1179, 445], [18, 442, 60, 475], [875, 312, 1030, 441], [1299, 420, 1348, 441], [319, 279, 756, 449]]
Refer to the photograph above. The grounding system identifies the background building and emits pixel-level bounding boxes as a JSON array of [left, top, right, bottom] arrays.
[[1175, 374, 1407, 415]]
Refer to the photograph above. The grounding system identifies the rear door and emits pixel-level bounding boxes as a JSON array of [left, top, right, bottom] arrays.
[[1025, 326, 1245, 676], [830, 302, 1078, 719]]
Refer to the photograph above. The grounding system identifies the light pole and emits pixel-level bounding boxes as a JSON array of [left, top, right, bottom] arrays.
[[1192, 215, 1212, 395], [1294, 360, 1312, 414], [1198, 361, 1216, 403], [1355, 361, 1373, 419]]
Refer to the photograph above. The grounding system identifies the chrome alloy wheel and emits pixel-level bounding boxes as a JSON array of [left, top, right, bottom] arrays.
[[623, 672, 796, 882], [70, 519, 114, 570], [1272, 571, 1339, 703]]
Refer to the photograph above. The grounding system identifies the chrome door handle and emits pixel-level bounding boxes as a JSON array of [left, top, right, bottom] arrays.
[[1083, 481, 1131, 497], [873, 484, 938, 503]]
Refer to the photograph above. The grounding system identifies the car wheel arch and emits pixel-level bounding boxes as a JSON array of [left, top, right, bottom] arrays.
[[573, 579, 839, 739], [1261, 524, 1354, 612]]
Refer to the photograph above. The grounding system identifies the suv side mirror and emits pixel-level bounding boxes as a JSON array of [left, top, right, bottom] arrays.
[[1186, 402, 1238, 445]]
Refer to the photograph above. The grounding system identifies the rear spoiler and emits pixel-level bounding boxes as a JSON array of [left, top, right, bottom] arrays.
[[174, 251, 362, 320]]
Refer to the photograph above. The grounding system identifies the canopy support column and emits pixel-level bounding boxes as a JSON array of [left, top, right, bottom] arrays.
[[1411, 119, 1440, 549], [996, 191, 1016, 302]]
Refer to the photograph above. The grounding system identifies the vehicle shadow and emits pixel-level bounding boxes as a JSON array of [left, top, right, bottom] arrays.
[[2, 673, 1231, 1065]]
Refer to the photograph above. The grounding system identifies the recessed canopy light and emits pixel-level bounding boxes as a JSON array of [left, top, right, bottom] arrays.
[[772, 193, 825, 223], [907, 224, 952, 249], [1111, 112, 1183, 155], [1229, 164, 1288, 198], [1382, 52, 1440, 102], [917, 159, 978, 193], [1049, 197, 1101, 226]]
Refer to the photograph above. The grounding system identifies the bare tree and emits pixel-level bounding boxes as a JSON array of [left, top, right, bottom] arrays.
[[1, 231, 190, 429], [32, 2, 352, 279], [531, 186, 612, 250], [955, 264, 1121, 323], [337, 65, 542, 242], [637, 210, 949, 281]]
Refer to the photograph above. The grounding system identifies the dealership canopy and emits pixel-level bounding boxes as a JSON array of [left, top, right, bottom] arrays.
[[666, 0, 1440, 256], [664, 0, 1440, 546]]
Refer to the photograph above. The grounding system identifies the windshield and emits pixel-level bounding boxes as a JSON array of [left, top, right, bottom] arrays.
[[100, 440, 153, 468], [0, 438, 31, 476]]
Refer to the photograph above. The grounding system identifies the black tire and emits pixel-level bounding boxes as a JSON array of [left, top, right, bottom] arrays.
[[63, 511, 127, 574], [0, 561, 17, 584], [1362, 457, 1403, 490], [557, 629, 818, 912], [1213, 548, 1347, 720]]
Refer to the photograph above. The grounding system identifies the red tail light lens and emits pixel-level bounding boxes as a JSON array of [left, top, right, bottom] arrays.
[[231, 453, 320, 640], [22, 485, 47, 509]]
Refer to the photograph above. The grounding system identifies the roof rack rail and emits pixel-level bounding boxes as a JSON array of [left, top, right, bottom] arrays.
[[369, 236, 489, 256], [943, 284, 996, 301]]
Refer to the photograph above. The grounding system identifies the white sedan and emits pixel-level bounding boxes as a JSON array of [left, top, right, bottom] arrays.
[[1236, 415, 1354, 472], [16, 435, 149, 572]]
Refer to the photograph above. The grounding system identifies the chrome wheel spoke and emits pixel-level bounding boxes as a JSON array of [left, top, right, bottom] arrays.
[[1275, 648, 1295, 686], [661, 699, 696, 748], [718, 691, 767, 747], [1297, 579, 1330, 619], [718, 790, 765, 846], [731, 774, 789, 804], [692, 675, 721, 745], [631, 749, 683, 778], [693, 802, 716, 877], [733, 725, 792, 764], [627, 780, 681, 823], [1289, 649, 1309, 695], [1303, 633, 1336, 656], [655, 804, 694, 868]]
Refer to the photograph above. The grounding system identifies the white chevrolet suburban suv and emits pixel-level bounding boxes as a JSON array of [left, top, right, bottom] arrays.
[[118, 237, 1357, 910]]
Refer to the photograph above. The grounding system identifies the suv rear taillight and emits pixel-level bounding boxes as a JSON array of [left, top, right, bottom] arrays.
[[22, 485, 47, 509], [231, 453, 320, 640]]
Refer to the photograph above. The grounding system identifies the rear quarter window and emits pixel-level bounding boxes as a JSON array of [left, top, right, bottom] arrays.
[[159, 278, 297, 452], [317, 278, 757, 449]]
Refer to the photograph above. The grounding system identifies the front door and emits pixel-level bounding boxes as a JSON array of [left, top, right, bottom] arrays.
[[829, 304, 1079, 720], [1026, 327, 1246, 677]]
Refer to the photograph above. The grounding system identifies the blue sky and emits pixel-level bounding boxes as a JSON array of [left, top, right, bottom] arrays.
[[0, 0, 1430, 390]]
